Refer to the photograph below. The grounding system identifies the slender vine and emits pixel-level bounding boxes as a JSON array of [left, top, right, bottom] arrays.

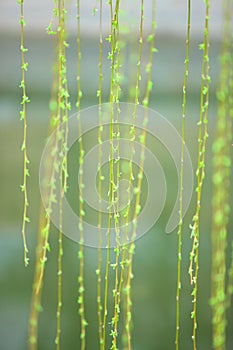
[[76, 1, 88, 349], [55, 0, 70, 347], [102, 3, 121, 348], [189, 1, 210, 349], [123, 2, 157, 349], [28, 46, 59, 350], [109, 4, 124, 350], [19, 1, 233, 349], [28, 0, 70, 348], [19, 0, 30, 267], [121, 1, 145, 348], [175, 1, 191, 348], [225, 22, 233, 311], [28, 15, 58, 350], [96, 1, 104, 347], [210, 0, 233, 349]]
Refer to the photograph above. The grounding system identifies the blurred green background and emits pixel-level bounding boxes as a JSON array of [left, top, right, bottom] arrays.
[[1, 1, 233, 349]]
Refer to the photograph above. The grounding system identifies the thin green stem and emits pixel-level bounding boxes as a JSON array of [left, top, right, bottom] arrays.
[[56, 153, 63, 350], [102, 1, 120, 349], [28, 4, 61, 347], [225, 24, 233, 310], [123, 2, 156, 348], [121, 1, 145, 348], [210, 1, 233, 349], [175, 1, 191, 348], [55, 0, 70, 347], [19, 0, 30, 267], [28, 209, 50, 349], [110, 4, 122, 350], [76, 2, 87, 349], [97, 1, 104, 347], [189, 2, 210, 349]]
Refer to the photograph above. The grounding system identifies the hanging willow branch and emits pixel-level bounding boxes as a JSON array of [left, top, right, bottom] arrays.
[[28, 26, 58, 350], [110, 9, 121, 349], [76, 1, 88, 349], [210, 0, 233, 349], [19, 0, 30, 267], [28, 46, 59, 350], [28, 0, 70, 348], [96, 0, 104, 347], [55, 0, 70, 347], [175, 0, 191, 348], [120, 1, 145, 348], [20, 1, 230, 349], [102, 3, 121, 348], [189, 1, 210, 349], [122, 1, 157, 349]]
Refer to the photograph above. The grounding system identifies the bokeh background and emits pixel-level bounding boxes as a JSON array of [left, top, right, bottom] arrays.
[[0, 1, 232, 349]]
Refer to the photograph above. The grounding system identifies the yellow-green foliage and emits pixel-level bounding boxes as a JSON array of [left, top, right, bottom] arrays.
[[188, 2, 210, 349], [210, 1, 233, 349], [19, 1, 233, 349], [175, 0, 191, 348], [19, 0, 30, 267]]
